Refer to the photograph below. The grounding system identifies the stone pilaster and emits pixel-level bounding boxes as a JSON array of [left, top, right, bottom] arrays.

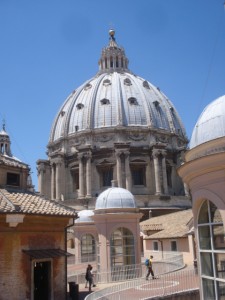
[[78, 153, 85, 198], [115, 151, 122, 187], [85, 152, 92, 198], [162, 150, 168, 195], [37, 163, 45, 195], [124, 151, 131, 191], [153, 150, 161, 195], [55, 159, 62, 200], [51, 163, 56, 200]]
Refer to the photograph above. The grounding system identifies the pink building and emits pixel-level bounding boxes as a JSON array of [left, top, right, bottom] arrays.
[[140, 209, 196, 266], [71, 185, 143, 279], [178, 95, 225, 299]]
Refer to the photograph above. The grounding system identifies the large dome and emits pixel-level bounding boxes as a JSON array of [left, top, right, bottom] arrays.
[[190, 95, 225, 149], [49, 30, 186, 143], [37, 30, 190, 213]]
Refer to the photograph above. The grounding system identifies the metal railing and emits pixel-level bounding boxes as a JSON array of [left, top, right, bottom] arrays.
[[68, 252, 184, 284], [84, 268, 199, 300]]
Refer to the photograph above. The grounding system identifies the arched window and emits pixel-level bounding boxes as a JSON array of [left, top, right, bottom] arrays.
[[81, 234, 96, 263], [110, 227, 135, 267], [198, 200, 225, 299]]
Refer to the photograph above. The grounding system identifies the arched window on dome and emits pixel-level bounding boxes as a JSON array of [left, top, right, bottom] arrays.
[[124, 78, 132, 86], [100, 98, 110, 105], [110, 227, 135, 270], [128, 97, 138, 105], [198, 200, 225, 299], [143, 81, 150, 89], [103, 79, 111, 86], [84, 83, 92, 90], [81, 234, 96, 263], [76, 103, 84, 110]]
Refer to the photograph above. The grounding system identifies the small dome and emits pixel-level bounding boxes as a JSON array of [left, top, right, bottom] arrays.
[[190, 95, 225, 149], [95, 187, 136, 210], [75, 209, 94, 223]]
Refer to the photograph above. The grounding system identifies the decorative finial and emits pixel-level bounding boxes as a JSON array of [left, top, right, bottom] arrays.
[[109, 29, 115, 41]]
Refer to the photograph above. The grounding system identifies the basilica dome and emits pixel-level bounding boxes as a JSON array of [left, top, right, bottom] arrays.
[[95, 187, 136, 210], [50, 30, 186, 142], [38, 30, 190, 213], [190, 95, 225, 149]]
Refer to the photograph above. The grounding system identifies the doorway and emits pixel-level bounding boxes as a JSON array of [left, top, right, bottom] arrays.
[[33, 261, 51, 300]]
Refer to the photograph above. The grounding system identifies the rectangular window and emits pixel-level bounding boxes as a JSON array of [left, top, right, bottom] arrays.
[[153, 241, 159, 251], [102, 169, 113, 187], [171, 240, 177, 251], [7, 173, 20, 186], [72, 171, 79, 191], [132, 167, 145, 186]]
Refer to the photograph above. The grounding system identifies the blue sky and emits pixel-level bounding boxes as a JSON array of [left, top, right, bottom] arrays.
[[0, 0, 225, 189]]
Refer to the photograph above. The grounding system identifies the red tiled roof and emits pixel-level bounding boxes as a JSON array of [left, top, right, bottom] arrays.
[[140, 209, 193, 239], [0, 188, 76, 217]]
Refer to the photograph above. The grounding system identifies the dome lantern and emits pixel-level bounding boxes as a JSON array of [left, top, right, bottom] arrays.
[[98, 29, 129, 73], [0, 121, 12, 157]]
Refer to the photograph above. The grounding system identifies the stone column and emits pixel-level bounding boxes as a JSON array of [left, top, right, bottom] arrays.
[[55, 160, 61, 200], [124, 151, 132, 191], [162, 151, 169, 195], [86, 152, 92, 198], [51, 163, 56, 200], [78, 153, 85, 198], [153, 150, 161, 195], [115, 151, 122, 187], [37, 163, 45, 195]]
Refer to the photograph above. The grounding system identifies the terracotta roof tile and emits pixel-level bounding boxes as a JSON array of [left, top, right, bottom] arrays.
[[140, 209, 193, 239], [0, 188, 76, 217]]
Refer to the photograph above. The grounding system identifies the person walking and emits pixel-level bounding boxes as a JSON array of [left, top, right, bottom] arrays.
[[85, 264, 91, 288], [85, 265, 96, 292], [146, 255, 156, 280]]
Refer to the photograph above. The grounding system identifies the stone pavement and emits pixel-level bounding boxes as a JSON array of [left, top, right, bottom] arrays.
[[68, 267, 199, 300]]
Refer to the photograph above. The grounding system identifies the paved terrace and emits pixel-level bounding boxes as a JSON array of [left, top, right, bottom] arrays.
[[69, 267, 199, 300]]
